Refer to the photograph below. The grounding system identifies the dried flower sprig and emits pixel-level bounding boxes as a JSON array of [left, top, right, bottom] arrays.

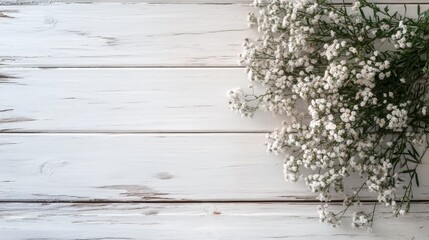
[[228, 0, 429, 230]]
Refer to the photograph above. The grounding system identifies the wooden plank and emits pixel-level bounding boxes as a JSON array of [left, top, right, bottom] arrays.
[[1, 4, 428, 67], [0, 3, 254, 67], [3, 0, 250, 4], [2, 0, 429, 5], [0, 68, 283, 132], [0, 202, 429, 239], [0, 133, 299, 201], [0, 133, 429, 201]]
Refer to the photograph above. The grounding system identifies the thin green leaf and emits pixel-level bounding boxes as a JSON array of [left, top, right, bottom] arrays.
[[415, 174, 420, 187], [359, 8, 367, 21], [403, 4, 407, 18]]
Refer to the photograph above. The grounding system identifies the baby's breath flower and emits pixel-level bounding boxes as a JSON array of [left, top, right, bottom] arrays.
[[229, 0, 429, 230], [352, 1, 361, 12], [352, 211, 372, 229]]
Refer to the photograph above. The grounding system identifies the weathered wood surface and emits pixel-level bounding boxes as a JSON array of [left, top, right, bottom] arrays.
[[0, 133, 311, 201], [1, 202, 429, 239], [0, 68, 283, 132], [0, 4, 254, 67], [2, 0, 429, 4], [0, 4, 427, 67], [1, 1, 429, 239], [0, 133, 428, 201]]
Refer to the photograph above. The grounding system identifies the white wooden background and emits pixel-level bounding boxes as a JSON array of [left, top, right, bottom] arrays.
[[1, 1, 429, 239]]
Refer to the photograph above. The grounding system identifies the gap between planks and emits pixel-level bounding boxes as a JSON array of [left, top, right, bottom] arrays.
[[0, 66, 246, 69], [1, 199, 429, 204], [0, 130, 271, 134], [1, 1, 429, 5]]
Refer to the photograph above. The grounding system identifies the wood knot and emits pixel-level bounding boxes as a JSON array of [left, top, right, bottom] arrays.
[[155, 172, 173, 180], [40, 161, 69, 176]]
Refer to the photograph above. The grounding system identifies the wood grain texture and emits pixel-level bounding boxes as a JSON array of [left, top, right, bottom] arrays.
[[0, 202, 429, 239], [1, 1, 429, 238], [0, 3, 254, 67], [0, 133, 428, 201], [0, 4, 428, 67], [2, 0, 429, 4], [0, 68, 283, 132], [0, 133, 304, 201]]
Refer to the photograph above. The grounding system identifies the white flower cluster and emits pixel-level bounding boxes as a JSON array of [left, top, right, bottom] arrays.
[[318, 204, 341, 227], [352, 211, 372, 229], [229, 0, 429, 230], [227, 88, 255, 117], [391, 21, 413, 49]]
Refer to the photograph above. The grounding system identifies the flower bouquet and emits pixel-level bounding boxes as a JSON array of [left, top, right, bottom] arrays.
[[228, 0, 429, 230]]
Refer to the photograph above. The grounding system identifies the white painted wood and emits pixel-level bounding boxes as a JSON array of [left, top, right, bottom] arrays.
[[0, 3, 255, 67], [0, 133, 428, 201], [0, 133, 304, 201], [1, 4, 427, 67], [0, 202, 429, 239], [0, 2, 428, 237], [2, 0, 429, 4], [0, 68, 283, 132]]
